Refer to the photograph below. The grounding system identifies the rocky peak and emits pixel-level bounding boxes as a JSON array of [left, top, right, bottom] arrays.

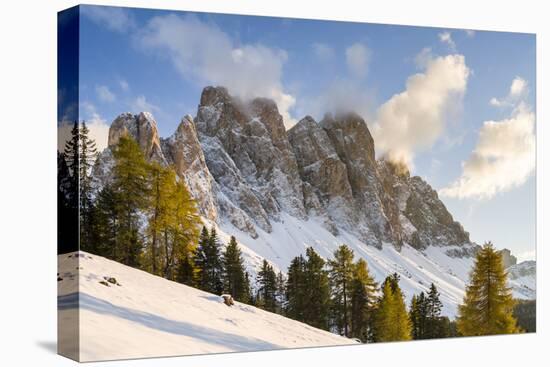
[[499, 248, 518, 268], [288, 116, 353, 203], [196, 86, 248, 138], [403, 176, 470, 249], [96, 86, 476, 254], [320, 112, 375, 164], [248, 98, 286, 144], [108, 112, 165, 163], [161, 115, 218, 221], [195, 86, 307, 232]]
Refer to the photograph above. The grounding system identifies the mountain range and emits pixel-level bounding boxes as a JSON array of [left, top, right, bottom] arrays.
[[92, 86, 535, 317]]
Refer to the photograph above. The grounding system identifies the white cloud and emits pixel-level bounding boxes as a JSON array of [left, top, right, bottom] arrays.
[[312, 42, 334, 60], [95, 85, 116, 103], [137, 14, 297, 128], [82, 6, 135, 33], [510, 77, 527, 97], [298, 78, 376, 123], [372, 53, 470, 168], [414, 47, 433, 69], [438, 31, 456, 51], [345, 43, 369, 78], [440, 101, 535, 199], [464, 29, 476, 37], [81, 102, 110, 152], [489, 76, 528, 107], [131, 95, 159, 113], [57, 102, 110, 153]]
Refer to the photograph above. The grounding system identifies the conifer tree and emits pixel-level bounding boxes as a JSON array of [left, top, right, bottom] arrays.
[[285, 255, 307, 320], [256, 259, 278, 312], [63, 121, 97, 251], [222, 236, 249, 302], [374, 275, 412, 342], [303, 247, 331, 330], [328, 244, 355, 337], [457, 242, 520, 336], [91, 185, 119, 259], [275, 271, 286, 314], [410, 291, 427, 339], [63, 122, 80, 205], [146, 162, 171, 275], [109, 135, 149, 266], [425, 283, 444, 338], [350, 258, 378, 342], [161, 175, 200, 280], [78, 122, 98, 231], [195, 227, 224, 294]]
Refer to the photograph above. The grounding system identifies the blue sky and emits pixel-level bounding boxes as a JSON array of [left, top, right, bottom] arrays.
[[70, 5, 536, 261]]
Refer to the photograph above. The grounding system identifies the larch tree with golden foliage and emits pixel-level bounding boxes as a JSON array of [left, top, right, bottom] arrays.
[[373, 273, 412, 342], [457, 242, 520, 336]]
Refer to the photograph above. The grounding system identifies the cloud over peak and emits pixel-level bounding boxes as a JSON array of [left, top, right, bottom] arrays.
[[137, 14, 296, 128], [372, 53, 470, 168]]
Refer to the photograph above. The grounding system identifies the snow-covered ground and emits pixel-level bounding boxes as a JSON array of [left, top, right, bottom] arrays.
[[211, 213, 534, 318], [57, 252, 357, 362]]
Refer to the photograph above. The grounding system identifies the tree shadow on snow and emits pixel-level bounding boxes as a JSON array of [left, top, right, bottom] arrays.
[[58, 293, 281, 351]]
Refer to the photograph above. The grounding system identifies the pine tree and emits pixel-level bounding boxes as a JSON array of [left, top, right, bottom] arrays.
[[63, 121, 97, 251], [425, 283, 445, 339], [457, 242, 520, 336], [257, 259, 278, 312], [275, 271, 286, 314], [110, 135, 150, 267], [90, 185, 120, 259], [410, 291, 428, 339], [285, 255, 307, 320], [409, 294, 420, 339], [373, 275, 412, 342], [194, 227, 223, 294], [303, 247, 331, 330], [222, 236, 250, 302], [78, 122, 98, 244], [328, 244, 355, 337], [63, 121, 80, 206], [350, 258, 378, 342]]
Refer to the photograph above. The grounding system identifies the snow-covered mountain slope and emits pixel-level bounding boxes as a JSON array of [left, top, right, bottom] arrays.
[[212, 213, 475, 318], [58, 252, 356, 362], [507, 260, 536, 300]]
